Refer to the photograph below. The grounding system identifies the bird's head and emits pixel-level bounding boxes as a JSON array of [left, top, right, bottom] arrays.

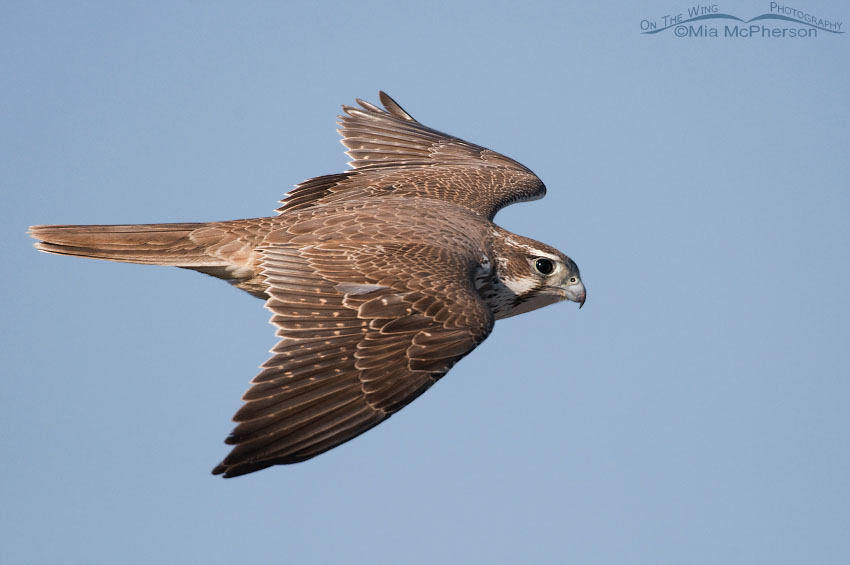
[[485, 231, 585, 319]]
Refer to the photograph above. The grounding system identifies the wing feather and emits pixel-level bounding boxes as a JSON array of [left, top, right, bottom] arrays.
[[212, 243, 493, 477], [276, 92, 546, 219]]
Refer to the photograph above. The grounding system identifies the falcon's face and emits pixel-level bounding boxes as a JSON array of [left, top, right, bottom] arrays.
[[485, 235, 586, 319]]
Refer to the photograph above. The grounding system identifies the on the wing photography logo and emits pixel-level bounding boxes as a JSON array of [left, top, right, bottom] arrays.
[[640, 2, 843, 38]]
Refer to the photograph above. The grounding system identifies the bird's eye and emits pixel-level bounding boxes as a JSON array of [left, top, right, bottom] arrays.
[[535, 258, 555, 275], [569, 276, 577, 283]]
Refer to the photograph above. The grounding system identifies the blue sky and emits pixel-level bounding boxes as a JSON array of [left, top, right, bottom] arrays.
[[2, 1, 849, 563]]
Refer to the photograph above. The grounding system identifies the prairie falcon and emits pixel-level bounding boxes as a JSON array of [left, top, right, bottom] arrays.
[[30, 92, 586, 478]]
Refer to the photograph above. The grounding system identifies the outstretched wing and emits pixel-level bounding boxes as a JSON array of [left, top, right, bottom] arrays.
[[276, 92, 546, 220], [212, 242, 493, 478]]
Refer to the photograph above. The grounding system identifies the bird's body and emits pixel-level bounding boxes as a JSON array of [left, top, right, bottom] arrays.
[[30, 92, 585, 477]]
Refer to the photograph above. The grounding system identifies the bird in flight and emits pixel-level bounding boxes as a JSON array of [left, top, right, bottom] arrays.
[[30, 92, 586, 478]]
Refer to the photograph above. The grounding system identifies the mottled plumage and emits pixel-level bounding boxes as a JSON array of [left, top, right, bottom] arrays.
[[30, 92, 586, 478]]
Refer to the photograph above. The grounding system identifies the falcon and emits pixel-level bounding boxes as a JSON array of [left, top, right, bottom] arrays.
[[30, 92, 586, 478]]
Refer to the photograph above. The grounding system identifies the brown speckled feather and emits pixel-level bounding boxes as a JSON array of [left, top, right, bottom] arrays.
[[212, 232, 493, 477], [276, 92, 546, 220], [29, 92, 586, 478]]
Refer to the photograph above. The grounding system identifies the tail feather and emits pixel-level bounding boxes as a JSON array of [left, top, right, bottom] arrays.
[[29, 223, 218, 266], [30, 221, 269, 298]]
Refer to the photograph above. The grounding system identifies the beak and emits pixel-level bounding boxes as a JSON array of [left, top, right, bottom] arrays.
[[563, 280, 586, 309]]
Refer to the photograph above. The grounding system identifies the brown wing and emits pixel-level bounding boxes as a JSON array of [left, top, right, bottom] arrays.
[[276, 92, 546, 220], [211, 242, 493, 478]]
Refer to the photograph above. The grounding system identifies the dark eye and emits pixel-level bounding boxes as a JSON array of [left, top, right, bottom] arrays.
[[535, 258, 555, 275]]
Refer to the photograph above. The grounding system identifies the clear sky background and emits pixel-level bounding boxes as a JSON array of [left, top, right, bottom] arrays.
[[2, 1, 848, 564]]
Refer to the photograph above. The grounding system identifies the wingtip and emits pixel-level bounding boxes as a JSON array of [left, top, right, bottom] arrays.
[[379, 91, 416, 122], [340, 92, 416, 123], [211, 460, 274, 479]]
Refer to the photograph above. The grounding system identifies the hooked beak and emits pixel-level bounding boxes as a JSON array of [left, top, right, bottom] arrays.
[[563, 280, 586, 309]]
